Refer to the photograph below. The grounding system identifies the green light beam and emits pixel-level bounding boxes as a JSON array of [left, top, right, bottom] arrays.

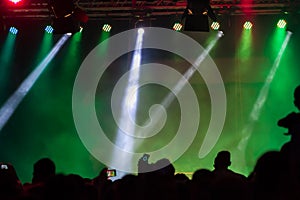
[[0, 33, 17, 88], [238, 31, 292, 150], [240, 29, 252, 61]]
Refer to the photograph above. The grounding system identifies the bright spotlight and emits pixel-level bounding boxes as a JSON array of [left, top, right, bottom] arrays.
[[102, 24, 112, 32], [173, 22, 183, 31], [8, 0, 22, 4], [45, 26, 54, 34], [110, 25, 145, 180], [243, 21, 253, 30], [9, 27, 18, 35], [211, 22, 220, 31], [138, 28, 144, 35], [277, 19, 287, 29], [218, 31, 224, 37]]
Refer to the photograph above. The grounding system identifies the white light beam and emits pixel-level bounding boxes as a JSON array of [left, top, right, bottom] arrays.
[[0, 34, 70, 132]]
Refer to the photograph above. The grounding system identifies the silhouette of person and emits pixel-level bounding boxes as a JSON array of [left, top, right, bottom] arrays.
[[0, 162, 23, 199], [293, 85, 300, 110], [277, 85, 300, 138], [138, 154, 175, 177], [278, 85, 300, 144], [211, 151, 250, 200], [190, 169, 213, 200], [136, 154, 178, 200], [32, 158, 56, 184], [277, 85, 300, 198], [23, 158, 56, 199], [250, 151, 297, 200]]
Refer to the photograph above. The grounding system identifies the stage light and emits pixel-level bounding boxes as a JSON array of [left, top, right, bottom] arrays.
[[243, 21, 253, 30], [49, 0, 88, 34], [138, 28, 144, 34], [45, 26, 54, 34], [8, 0, 22, 4], [211, 22, 220, 30], [102, 24, 112, 32], [182, 0, 217, 32], [173, 22, 183, 31], [9, 27, 18, 35], [277, 19, 287, 29]]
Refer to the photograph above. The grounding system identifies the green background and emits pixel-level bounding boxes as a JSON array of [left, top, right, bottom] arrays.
[[0, 14, 299, 183]]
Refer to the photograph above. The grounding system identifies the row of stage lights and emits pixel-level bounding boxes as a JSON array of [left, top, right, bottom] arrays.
[[3, 0, 288, 32], [7, 19, 288, 35]]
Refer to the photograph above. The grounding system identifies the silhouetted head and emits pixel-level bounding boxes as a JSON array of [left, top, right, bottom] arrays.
[[154, 158, 175, 177], [214, 151, 231, 170], [0, 163, 23, 197], [294, 85, 300, 110], [32, 158, 55, 184], [192, 169, 212, 184]]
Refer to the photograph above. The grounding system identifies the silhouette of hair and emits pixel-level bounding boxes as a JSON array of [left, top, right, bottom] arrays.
[[192, 168, 212, 183], [32, 158, 55, 184], [214, 151, 231, 169]]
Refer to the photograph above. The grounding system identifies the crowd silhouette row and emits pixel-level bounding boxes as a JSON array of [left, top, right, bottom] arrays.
[[1, 85, 300, 200]]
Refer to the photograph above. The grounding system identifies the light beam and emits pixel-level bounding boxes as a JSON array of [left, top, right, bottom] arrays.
[[0, 34, 70, 132], [110, 28, 144, 179], [238, 31, 292, 150], [136, 31, 224, 143]]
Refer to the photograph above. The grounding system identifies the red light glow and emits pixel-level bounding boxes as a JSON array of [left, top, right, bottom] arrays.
[[9, 0, 22, 5]]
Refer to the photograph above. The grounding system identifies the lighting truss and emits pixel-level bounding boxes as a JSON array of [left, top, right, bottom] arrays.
[[0, 0, 299, 20]]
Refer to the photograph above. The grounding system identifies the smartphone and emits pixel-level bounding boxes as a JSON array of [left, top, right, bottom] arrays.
[[106, 169, 116, 177], [1, 164, 8, 170]]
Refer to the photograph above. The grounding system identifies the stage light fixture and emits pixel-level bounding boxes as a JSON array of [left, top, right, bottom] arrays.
[[182, 0, 217, 32], [49, 0, 88, 34], [277, 19, 287, 29], [45, 26, 54, 34], [211, 22, 220, 30], [9, 27, 18, 35], [173, 22, 183, 31], [102, 24, 112, 32], [243, 21, 253, 30]]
